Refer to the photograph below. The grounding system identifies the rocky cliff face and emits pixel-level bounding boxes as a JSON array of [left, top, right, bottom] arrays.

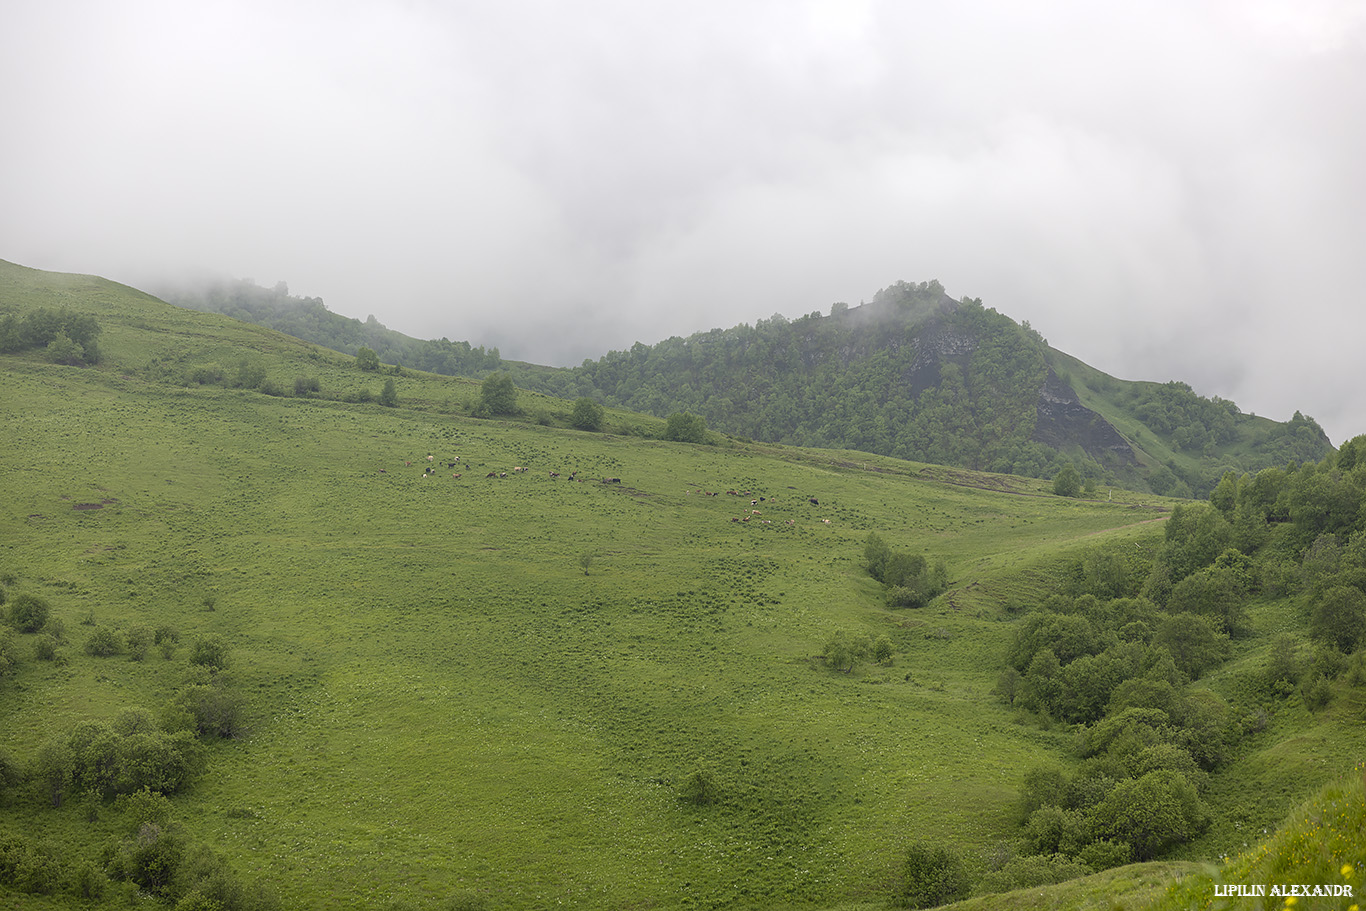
[[899, 321, 979, 398], [1033, 369, 1136, 465]]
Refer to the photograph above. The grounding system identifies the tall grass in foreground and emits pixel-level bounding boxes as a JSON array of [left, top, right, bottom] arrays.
[[1154, 764, 1365, 911]]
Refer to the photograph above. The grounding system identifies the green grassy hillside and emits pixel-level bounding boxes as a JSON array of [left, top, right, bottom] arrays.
[[934, 765, 1366, 911], [1044, 348, 1331, 497], [145, 273, 1334, 499], [2, 260, 1363, 910]]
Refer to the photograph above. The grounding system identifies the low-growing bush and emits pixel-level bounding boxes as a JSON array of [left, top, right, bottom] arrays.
[[978, 852, 1094, 894], [5, 593, 50, 632], [167, 681, 246, 738], [188, 635, 230, 671], [0, 832, 65, 895], [156, 625, 180, 659], [83, 626, 124, 657], [0, 629, 16, 677], [32, 634, 57, 661], [125, 626, 152, 662], [897, 842, 970, 909], [1077, 838, 1132, 871], [678, 766, 720, 807], [1301, 673, 1333, 711]]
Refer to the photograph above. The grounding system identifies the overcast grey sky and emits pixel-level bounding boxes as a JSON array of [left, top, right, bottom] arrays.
[[3, 1, 1363, 443]]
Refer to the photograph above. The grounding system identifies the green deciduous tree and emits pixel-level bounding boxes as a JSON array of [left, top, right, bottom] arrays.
[[1154, 613, 1230, 679], [155, 625, 180, 660], [188, 635, 230, 672], [872, 634, 895, 665], [479, 373, 519, 415], [663, 411, 707, 443], [379, 378, 398, 407], [883, 554, 947, 608], [45, 331, 86, 365], [570, 397, 605, 431], [167, 681, 246, 738], [1053, 464, 1082, 497], [1024, 804, 1089, 855], [293, 375, 320, 397], [864, 532, 892, 582], [49, 711, 204, 801], [0, 307, 101, 361], [125, 626, 152, 662], [1165, 565, 1249, 634], [1310, 585, 1366, 653], [1089, 770, 1208, 860], [823, 629, 869, 674], [355, 347, 380, 372]]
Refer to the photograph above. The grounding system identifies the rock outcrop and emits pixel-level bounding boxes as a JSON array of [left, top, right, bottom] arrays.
[[1033, 369, 1136, 465]]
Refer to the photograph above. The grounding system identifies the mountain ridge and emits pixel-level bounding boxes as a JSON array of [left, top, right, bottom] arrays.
[[83, 266, 1335, 495]]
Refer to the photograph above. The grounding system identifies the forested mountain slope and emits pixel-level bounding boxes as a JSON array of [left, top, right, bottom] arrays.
[[152, 275, 504, 378], [526, 281, 1331, 496], [146, 274, 1332, 498]]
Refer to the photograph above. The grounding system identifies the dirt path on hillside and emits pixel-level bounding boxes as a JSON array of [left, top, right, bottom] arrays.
[[913, 464, 1172, 512]]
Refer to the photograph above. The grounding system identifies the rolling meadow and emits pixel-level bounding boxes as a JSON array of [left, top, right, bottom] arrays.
[[3, 261, 1365, 910]]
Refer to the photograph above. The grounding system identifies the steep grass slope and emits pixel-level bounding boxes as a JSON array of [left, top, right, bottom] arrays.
[[935, 765, 1366, 911], [1, 261, 1180, 909], [4, 260, 1361, 911]]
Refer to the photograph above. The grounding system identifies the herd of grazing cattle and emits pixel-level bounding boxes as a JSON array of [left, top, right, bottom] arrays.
[[378, 455, 833, 525]]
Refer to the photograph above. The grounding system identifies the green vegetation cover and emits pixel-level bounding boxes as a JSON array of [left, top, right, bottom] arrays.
[[150, 275, 1332, 499], [2, 259, 1362, 910]]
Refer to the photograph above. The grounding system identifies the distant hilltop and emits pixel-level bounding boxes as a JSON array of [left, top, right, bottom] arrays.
[[515, 280, 1331, 497], [150, 271, 1331, 498]]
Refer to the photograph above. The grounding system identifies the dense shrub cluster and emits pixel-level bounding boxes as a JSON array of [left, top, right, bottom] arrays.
[[898, 841, 971, 908], [864, 533, 947, 608], [1000, 588, 1225, 866], [0, 307, 102, 364], [0, 791, 276, 908], [821, 629, 894, 674], [2, 590, 68, 675], [0, 576, 266, 905], [104, 819, 279, 909], [1131, 381, 1240, 452], [32, 709, 203, 806], [996, 435, 1366, 889], [0, 831, 70, 896]]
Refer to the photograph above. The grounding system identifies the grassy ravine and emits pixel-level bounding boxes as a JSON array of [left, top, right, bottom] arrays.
[[0, 260, 1361, 910]]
